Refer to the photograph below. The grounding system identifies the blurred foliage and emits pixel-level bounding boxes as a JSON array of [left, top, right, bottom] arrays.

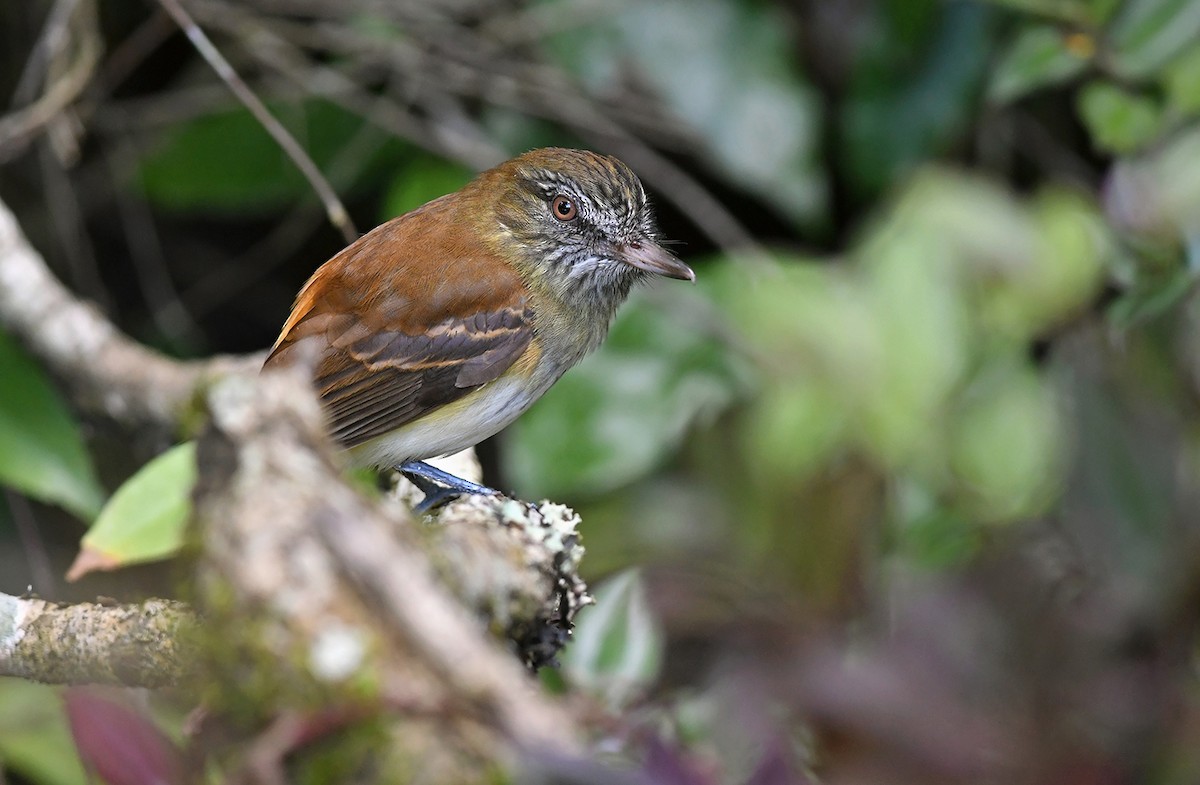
[[843, 1, 994, 200], [703, 172, 1110, 546], [547, 0, 826, 224], [562, 569, 665, 710], [3, 0, 1200, 782], [138, 100, 413, 215], [0, 681, 86, 785], [507, 292, 755, 499], [0, 331, 104, 521]]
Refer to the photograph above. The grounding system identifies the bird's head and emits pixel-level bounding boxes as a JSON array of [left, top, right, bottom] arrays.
[[473, 148, 694, 309]]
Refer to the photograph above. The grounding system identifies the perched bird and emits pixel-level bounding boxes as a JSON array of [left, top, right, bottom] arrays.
[[264, 147, 694, 509]]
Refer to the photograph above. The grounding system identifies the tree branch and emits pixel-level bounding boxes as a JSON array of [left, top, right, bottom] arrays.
[[192, 366, 581, 772], [0, 593, 197, 687], [0, 197, 260, 427], [154, 0, 356, 243]]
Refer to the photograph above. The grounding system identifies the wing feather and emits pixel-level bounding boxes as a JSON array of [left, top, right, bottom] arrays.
[[263, 196, 535, 449]]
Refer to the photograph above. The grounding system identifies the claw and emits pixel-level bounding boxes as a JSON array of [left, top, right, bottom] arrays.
[[398, 460, 499, 512]]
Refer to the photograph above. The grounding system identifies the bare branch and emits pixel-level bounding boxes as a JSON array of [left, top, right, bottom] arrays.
[[0, 196, 261, 426], [154, 0, 356, 243], [187, 0, 770, 263], [0, 0, 101, 163], [0, 593, 197, 687]]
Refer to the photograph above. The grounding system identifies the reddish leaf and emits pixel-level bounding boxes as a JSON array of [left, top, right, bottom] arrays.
[[63, 687, 185, 785], [744, 742, 811, 785], [641, 736, 715, 785]]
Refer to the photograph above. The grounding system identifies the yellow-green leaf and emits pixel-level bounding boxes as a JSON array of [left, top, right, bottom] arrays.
[[70, 442, 196, 580], [1078, 81, 1163, 153]]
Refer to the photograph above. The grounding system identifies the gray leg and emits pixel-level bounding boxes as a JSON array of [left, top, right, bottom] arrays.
[[398, 460, 498, 512]]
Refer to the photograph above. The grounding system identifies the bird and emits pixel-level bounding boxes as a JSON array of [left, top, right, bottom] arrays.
[[264, 147, 695, 510]]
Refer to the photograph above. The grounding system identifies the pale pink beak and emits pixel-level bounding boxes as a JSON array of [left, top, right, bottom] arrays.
[[618, 241, 695, 281]]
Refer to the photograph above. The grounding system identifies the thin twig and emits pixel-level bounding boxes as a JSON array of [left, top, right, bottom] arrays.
[[198, 0, 768, 265], [89, 9, 176, 104], [36, 141, 112, 311], [154, 0, 357, 243], [104, 138, 208, 350], [0, 195, 263, 427], [180, 116, 395, 317], [0, 0, 100, 162], [242, 20, 504, 169], [9, 0, 85, 106]]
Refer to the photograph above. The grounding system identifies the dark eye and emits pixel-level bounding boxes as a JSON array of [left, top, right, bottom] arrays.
[[551, 194, 577, 222]]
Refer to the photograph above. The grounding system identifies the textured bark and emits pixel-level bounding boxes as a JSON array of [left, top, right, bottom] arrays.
[[190, 367, 580, 780], [0, 593, 196, 687]]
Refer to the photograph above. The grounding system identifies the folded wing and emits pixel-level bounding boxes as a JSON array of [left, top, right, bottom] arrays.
[[264, 202, 534, 447]]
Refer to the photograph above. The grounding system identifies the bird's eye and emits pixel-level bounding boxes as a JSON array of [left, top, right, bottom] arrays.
[[551, 194, 577, 222]]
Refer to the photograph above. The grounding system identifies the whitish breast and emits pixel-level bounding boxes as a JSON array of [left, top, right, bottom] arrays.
[[347, 371, 556, 469]]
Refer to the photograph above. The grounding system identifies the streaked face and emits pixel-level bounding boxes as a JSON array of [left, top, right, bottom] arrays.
[[495, 149, 693, 292]]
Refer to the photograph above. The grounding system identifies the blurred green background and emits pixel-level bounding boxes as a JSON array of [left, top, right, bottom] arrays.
[[3, 0, 1200, 782]]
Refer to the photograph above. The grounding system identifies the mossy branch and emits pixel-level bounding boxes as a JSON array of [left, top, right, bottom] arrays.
[[0, 593, 197, 687]]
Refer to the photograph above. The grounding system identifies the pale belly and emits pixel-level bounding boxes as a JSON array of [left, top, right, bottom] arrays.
[[346, 372, 550, 469]]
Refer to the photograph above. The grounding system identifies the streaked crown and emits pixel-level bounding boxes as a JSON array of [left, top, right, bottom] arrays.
[[475, 148, 667, 295]]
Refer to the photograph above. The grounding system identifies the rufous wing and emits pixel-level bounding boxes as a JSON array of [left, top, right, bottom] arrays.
[[264, 202, 534, 447]]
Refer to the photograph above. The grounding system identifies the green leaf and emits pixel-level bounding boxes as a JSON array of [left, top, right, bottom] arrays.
[[544, 0, 824, 224], [979, 189, 1110, 339], [505, 290, 751, 499], [988, 25, 1090, 103], [562, 569, 663, 708], [741, 383, 849, 486], [1108, 265, 1198, 330], [71, 442, 196, 579], [893, 479, 983, 569], [0, 682, 87, 785], [1077, 81, 1163, 153], [381, 158, 474, 220], [950, 367, 1063, 523], [1163, 45, 1200, 115], [138, 100, 407, 213], [860, 232, 970, 463], [1026, 189, 1110, 318], [0, 330, 104, 519], [1108, 0, 1200, 78], [976, 0, 1114, 25], [843, 1, 994, 197]]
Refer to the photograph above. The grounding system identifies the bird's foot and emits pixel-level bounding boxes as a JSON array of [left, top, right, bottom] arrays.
[[398, 460, 500, 513]]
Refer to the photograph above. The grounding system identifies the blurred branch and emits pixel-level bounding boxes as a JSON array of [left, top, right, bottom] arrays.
[[154, 0, 357, 243], [0, 0, 101, 163], [0, 593, 197, 687], [193, 367, 581, 773], [239, 19, 505, 170], [0, 196, 261, 427], [188, 0, 772, 264], [0, 343, 585, 777]]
